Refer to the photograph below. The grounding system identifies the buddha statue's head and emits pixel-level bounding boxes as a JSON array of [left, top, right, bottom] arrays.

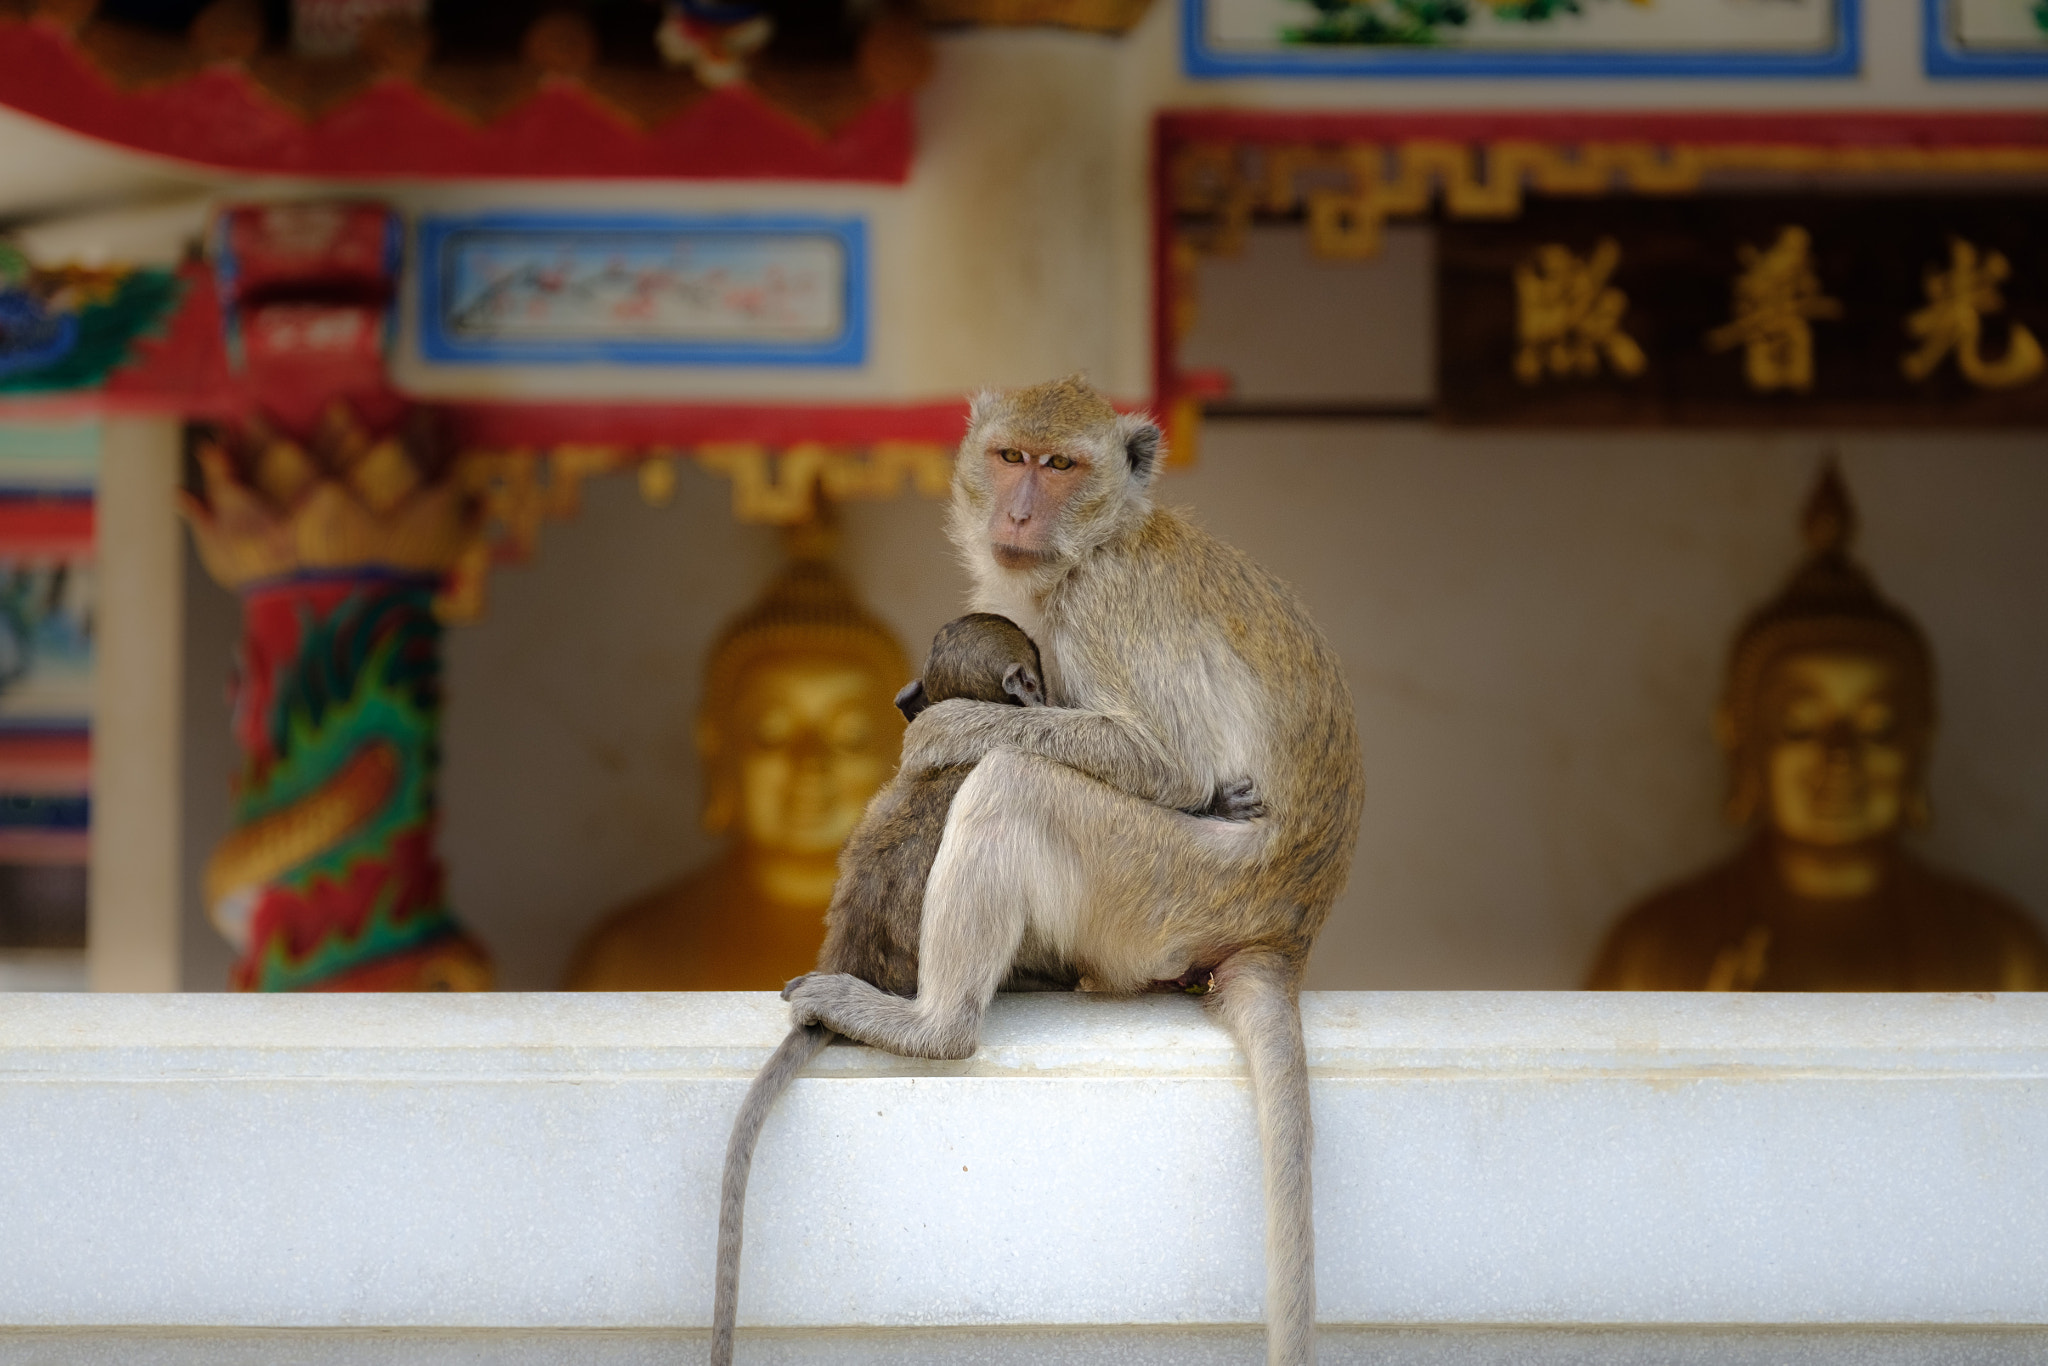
[[1717, 464, 1935, 855], [696, 522, 909, 876]]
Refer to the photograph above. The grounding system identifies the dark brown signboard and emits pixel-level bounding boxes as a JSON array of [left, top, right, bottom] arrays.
[[1438, 195, 2048, 426]]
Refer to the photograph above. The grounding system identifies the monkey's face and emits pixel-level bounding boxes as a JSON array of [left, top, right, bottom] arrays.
[[984, 442, 1090, 569], [951, 379, 1164, 575]]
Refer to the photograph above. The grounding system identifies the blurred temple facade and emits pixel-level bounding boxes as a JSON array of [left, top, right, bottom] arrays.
[[0, 0, 2043, 993]]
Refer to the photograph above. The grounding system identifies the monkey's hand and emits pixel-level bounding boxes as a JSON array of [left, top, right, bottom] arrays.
[[901, 697, 1208, 810], [1198, 777, 1267, 821]]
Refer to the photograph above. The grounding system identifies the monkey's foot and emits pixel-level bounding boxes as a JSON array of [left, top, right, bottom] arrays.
[[784, 972, 979, 1061], [1202, 777, 1267, 821]]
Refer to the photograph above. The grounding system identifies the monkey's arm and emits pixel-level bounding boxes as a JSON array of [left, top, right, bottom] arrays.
[[902, 698, 1211, 811]]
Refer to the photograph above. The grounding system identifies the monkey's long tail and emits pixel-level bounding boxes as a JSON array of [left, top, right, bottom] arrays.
[[712, 1022, 833, 1366], [1207, 950, 1317, 1366]]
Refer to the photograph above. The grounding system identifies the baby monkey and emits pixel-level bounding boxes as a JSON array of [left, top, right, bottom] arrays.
[[711, 612, 1063, 1366], [826, 612, 1061, 997]]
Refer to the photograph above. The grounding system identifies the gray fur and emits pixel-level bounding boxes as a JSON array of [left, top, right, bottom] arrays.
[[710, 1022, 829, 1366], [710, 613, 1061, 1366], [785, 380, 1364, 1366]]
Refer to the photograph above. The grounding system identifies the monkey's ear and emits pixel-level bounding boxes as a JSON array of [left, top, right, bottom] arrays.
[[895, 678, 929, 722], [1002, 662, 1046, 707], [1119, 415, 1163, 482], [966, 388, 998, 431]]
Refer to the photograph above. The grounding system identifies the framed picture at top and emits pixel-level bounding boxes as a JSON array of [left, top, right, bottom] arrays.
[[1184, 0, 1859, 78], [1925, 0, 2048, 76], [416, 213, 868, 367]]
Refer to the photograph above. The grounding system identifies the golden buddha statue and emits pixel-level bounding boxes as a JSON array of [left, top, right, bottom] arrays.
[[1587, 464, 2048, 992], [564, 524, 910, 990]]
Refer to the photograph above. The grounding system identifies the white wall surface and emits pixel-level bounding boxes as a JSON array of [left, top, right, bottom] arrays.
[[4, 991, 2048, 1363]]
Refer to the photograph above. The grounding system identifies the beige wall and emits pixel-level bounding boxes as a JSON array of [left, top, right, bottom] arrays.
[[88, 419, 185, 991], [178, 434, 2048, 990], [1184, 425, 2048, 988]]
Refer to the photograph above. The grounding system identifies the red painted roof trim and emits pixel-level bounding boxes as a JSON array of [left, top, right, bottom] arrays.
[[0, 18, 913, 182], [444, 399, 970, 448]]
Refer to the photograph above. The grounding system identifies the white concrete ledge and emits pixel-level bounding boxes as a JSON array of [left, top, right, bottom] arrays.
[[3, 992, 2047, 1362]]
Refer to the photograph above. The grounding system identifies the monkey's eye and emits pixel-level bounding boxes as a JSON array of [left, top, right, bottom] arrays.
[[996, 448, 1026, 464], [1044, 453, 1075, 471]]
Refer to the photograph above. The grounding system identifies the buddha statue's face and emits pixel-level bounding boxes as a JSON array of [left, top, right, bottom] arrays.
[[1759, 651, 1918, 849], [727, 654, 898, 858]]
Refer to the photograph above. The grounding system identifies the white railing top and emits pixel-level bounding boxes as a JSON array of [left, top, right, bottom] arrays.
[[3, 991, 2046, 1331], [6, 989, 2044, 1074]]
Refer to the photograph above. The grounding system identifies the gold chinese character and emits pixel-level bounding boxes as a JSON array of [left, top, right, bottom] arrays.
[[1901, 237, 2045, 390], [1514, 237, 1647, 385], [1705, 226, 1842, 392]]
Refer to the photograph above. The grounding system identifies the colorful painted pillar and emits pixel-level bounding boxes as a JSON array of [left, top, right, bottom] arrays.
[[184, 412, 491, 991], [181, 202, 490, 991]]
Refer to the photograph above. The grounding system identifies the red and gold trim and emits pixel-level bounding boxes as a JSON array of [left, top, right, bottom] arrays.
[[1154, 110, 2048, 430], [0, 8, 918, 181]]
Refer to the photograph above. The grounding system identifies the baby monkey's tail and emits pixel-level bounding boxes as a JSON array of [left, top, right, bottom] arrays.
[[711, 1022, 833, 1366]]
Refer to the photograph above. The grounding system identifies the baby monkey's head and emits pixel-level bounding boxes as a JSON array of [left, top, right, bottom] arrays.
[[894, 613, 1045, 722]]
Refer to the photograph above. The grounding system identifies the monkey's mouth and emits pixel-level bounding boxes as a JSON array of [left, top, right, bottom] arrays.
[[992, 542, 1054, 570]]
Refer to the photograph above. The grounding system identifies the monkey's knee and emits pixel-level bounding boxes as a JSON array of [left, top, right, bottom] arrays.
[[784, 972, 969, 1059], [936, 750, 1068, 885], [900, 1004, 982, 1060]]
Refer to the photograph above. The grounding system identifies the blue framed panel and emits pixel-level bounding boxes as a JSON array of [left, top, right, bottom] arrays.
[[416, 213, 868, 367], [1924, 0, 2048, 76], [1184, 0, 1858, 78]]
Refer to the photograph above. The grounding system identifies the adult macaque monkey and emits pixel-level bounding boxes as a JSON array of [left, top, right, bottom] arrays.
[[784, 376, 1364, 1366]]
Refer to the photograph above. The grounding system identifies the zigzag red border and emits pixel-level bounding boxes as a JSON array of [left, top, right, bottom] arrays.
[[0, 18, 913, 181]]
